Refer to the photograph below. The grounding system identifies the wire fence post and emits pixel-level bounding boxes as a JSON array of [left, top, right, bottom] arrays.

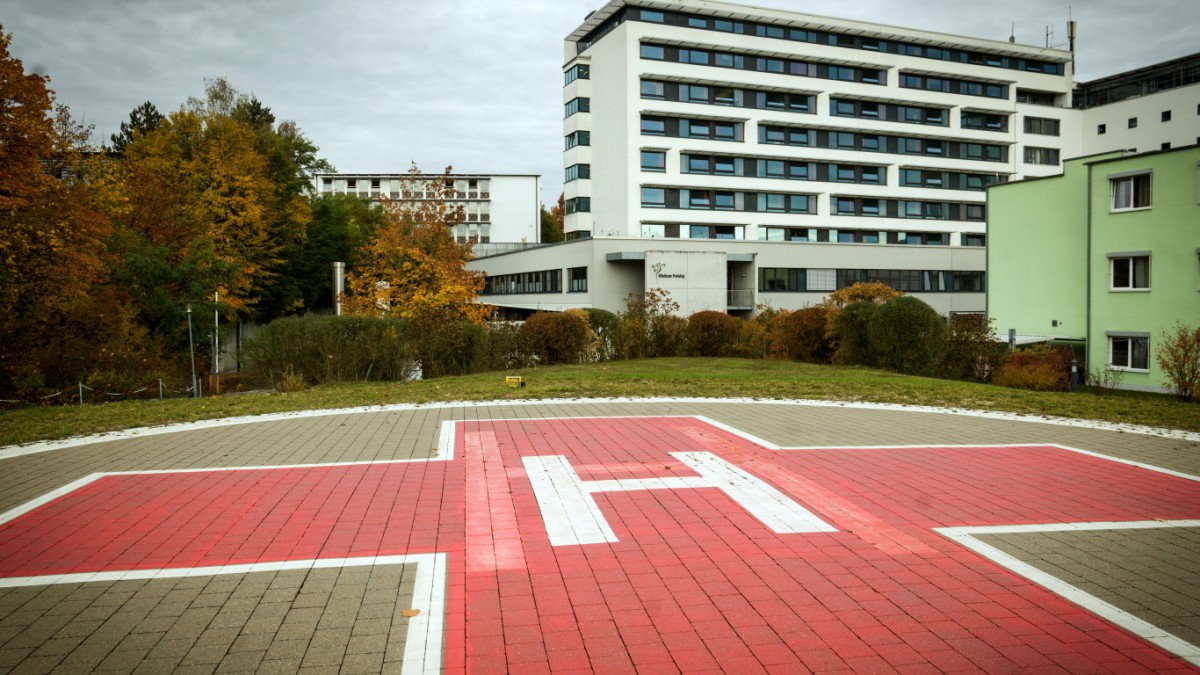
[[78, 382, 83, 405], [159, 379, 164, 399]]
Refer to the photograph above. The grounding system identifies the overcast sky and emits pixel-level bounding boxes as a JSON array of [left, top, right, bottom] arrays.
[[5, 0, 1197, 205]]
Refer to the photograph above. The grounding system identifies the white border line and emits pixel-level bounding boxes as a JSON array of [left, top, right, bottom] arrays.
[[3, 396, 1197, 462], [936, 520, 1200, 667]]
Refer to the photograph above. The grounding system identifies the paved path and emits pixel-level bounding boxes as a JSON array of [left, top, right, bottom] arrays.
[[1, 399, 1198, 673]]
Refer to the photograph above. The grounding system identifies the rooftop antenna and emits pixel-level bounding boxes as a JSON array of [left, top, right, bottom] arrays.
[[1008, 23, 1015, 43], [1045, 25, 1053, 49]]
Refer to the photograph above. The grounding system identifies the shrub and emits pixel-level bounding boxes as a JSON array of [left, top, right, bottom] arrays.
[[778, 306, 832, 363], [1156, 322, 1200, 401], [416, 318, 488, 378], [244, 315, 416, 387], [822, 282, 903, 360], [868, 296, 947, 376], [736, 306, 784, 359], [582, 308, 619, 361], [941, 314, 1006, 382], [686, 311, 741, 357], [480, 321, 533, 371], [992, 344, 1074, 391], [617, 288, 682, 359], [521, 311, 592, 365], [831, 302, 879, 366]]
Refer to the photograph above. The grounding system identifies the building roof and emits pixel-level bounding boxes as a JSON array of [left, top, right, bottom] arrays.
[[567, 0, 1073, 63]]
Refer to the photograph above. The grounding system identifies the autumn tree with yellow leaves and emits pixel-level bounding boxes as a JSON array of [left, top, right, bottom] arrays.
[[342, 164, 489, 326]]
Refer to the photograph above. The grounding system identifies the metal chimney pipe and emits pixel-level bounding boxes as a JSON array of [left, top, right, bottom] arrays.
[[332, 262, 345, 315]]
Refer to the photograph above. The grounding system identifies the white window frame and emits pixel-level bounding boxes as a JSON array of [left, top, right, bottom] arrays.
[[1107, 332, 1150, 372], [1109, 169, 1152, 212], [1108, 252, 1151, 291]]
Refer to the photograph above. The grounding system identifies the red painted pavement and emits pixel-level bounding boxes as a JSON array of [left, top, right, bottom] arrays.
[[2, 416, 1199, 673]]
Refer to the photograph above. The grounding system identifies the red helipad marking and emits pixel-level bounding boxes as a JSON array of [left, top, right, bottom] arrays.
[[1, 416, 1199, 673]]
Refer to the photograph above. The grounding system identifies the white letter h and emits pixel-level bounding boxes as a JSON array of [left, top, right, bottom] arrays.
[[522, 452, 836, 546]]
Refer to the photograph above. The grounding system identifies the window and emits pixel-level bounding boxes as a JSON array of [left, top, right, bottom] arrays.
[[963, 234, 985, 247], [640, 116, 666, 136], [1162, 110, 1172, 122], [1098, 124, 1107, 135], [1111, 173, 1151, 210], [714, 53, 743, 68], [687, 16, 708, 28], [757, 57, 785, 73], [714, 19, 743, 33], [641, 80, 665, 100], [347, 178, 357, 189], [1110, 254, 1150, 290], [641, 150, 665, 172], [683, 84, 709, 103], [564, 197, 590, 214], [1024, 117, 1060, 136], [568, 267, 588, 292], [641, 187, 666, 208], [1109, 335, 1149, 371], [640, 44, 665, 60], [564, 164, 590, 182], [564, 64, 590, 84], [759, 268, 803, 292], [640, 9, 664, 22], [681, 49, 710, 65], [1024, 147, 1060, 165], [1128, 117, 1138, 129], [564, 97, 590, 117], [565, 131, 590, 149]]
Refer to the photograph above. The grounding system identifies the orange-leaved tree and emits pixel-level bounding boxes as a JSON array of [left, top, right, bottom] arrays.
[[342, 164, 489, 325]]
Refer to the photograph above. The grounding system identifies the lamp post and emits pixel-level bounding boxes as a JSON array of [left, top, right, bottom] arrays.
[[187, 304, 198, 398], [212, 292, 219, 396]]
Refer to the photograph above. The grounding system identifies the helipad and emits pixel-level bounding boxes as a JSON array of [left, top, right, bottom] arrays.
[[1, 399, 1197, 673]]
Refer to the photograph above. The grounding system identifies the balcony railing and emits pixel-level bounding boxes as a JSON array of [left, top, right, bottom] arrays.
[[728, 289, 754, 308]]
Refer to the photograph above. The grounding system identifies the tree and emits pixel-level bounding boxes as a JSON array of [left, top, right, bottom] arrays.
[[551, 193, 565, 229], [342, 164, 489, 325], [0, 30, 117, 396], [540, 206, 563, 243], [1156, 322, 1200, 401], [108, 101, 164, 156]]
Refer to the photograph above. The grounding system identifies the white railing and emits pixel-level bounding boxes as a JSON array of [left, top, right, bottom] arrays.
[[728, 289, 754, 308]]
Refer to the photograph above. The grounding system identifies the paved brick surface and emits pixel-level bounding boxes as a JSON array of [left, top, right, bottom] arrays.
[[1, 400, 1199, 673]]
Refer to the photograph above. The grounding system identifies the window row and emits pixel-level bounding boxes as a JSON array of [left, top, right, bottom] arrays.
[[641, 79, 815, 113], [482, 269, 562, 295], [758, 228, 976, 246], [640, 115, 744, 141], [759, 125, 1010, 163], [834, 197, 985, 221], [1023, 146, 1060, 165], [452, 223, 491, 244], [961, 111, 1010, 132], [662, 152, 886, 185], [830, 98, 948, 126], [641, 223, 746, 240], [759, 267, 985, 293], [640, 187, 815, 213], [1023, 116, 1060, 136], [621, 7, 1064, 75], [898, 168, 1007, 191], [900, 73, 1008, 100], [640, 43, 886, 85]]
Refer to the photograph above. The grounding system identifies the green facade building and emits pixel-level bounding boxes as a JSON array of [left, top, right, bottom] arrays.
[[988, 144, 1200, 392]]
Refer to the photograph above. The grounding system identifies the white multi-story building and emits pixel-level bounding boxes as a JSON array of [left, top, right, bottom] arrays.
[[1073, 54, 1200, 155], [471, 0, 1082, 317], [314, 172, 542, 245]]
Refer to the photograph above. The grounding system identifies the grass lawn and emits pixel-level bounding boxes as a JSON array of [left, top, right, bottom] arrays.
[[1, 358, 1196, 447]]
